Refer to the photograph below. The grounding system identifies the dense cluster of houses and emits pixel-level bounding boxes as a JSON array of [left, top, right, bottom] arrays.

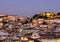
[[0, 14, 30, 40], [0, 12, 60, 40]]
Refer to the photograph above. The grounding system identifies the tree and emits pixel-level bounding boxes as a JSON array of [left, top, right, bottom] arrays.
[[32, 14, 39, 19], [57, 12, 60, 15], [56, 12, 60, 19]]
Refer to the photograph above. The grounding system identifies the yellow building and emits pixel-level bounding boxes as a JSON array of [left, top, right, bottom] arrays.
[[39, 12, 56, 18]]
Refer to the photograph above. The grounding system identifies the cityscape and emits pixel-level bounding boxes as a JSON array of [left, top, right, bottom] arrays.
[[0, 12, 60, 42], [0, 0, 60, 42]]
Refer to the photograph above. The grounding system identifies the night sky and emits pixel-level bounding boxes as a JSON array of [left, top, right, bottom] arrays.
[[0, 0, 60, 17]]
